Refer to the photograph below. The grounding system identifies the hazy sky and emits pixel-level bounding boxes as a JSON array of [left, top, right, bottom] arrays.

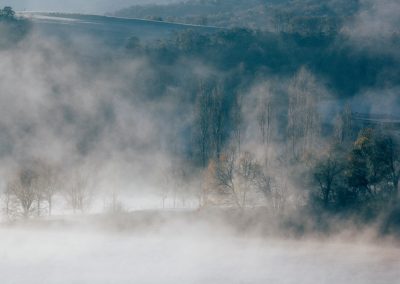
[[0, 0, 178, 14]]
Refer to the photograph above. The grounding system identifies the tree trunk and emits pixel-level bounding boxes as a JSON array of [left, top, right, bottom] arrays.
[[48, 197, 52, 216], [37, 198, 41, 217], [394, 177, 399, 200]]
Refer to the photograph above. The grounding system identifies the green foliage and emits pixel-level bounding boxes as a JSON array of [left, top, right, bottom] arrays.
[[0, 6, 31, 48], [114, 0, 359, 32], [136, 28, 400, 98], [0, 6, 15, 20], [312, 129, 400, 219], [313, 152, 344, 209]]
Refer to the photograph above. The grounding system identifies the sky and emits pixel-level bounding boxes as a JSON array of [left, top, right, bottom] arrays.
[[0, 0, 177, 14]]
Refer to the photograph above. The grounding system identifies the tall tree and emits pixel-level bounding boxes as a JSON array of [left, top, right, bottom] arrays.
[[35, 161, 60, 216], [287, 67, 321, 160], [314, 152, 344, 208], [63, 171, 92, 213], [8, 166, 37, 218], [194, 81, 212, 167], [194, 82, 225, 166], [232, 94, 243, 153], [334, 103, 353, 144], [257, 90, 273, 146]]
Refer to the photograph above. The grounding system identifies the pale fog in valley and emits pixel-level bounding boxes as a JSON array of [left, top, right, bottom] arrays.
[[0, 1, 399, 283]]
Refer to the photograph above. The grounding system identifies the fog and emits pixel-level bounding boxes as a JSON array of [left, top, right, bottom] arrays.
[[1, 222, 399, 284], [342, 0, 400, 57], [0, 2, 400, 283], [0, 32, 188, 216]]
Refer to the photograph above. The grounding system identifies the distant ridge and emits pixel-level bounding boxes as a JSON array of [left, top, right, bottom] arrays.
[[18, 12, 222, 45], [20, 12, 224, 30]]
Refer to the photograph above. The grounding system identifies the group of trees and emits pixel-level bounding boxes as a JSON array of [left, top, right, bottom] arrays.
[[313, 129, 400, 217], [188, 69, 306, 212], [4, 160, 58, 218], [201, 150, 280, 210], [135, 27, 399, 100], [183, 65, 400, 223], [1, 160, 93, 220], [193, 83, 228, 167], [113, 0, 359, 33], [0, 4, 398, 234], [0, 6, 15, 20], [126, 24, 398, 223], [0, 6, 30, 48]]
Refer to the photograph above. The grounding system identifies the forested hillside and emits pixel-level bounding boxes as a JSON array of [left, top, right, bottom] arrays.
[[1, 3, 400, 235], [1, 2, 400, 284], [123, 26, 400, 233], [113, 0, 359, 31]]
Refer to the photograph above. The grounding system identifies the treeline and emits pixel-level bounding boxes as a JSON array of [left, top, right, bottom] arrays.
[[129, 38, 400, 222], [127, 27, 400, 231], [130, 27, 399, 103], [113, 0, 359, 32], [188, 68, 400, 234], [0, 6, 399, 234], [0, 7, 30, 48], [313, 128, 400, 217], [2, 159, 95, 220]]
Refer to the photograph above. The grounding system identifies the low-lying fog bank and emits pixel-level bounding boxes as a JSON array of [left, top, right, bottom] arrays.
[[1, 211, 399, 284]]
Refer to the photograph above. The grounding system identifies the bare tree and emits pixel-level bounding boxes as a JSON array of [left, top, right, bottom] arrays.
[[38, 163, 60, 216], [212, 150, 262, 208], [4, 160, 60, 219], [159, 170, 171, 209], [210, 86, 224, 160], [8, 167, 37, 218], [63, 171, 92, 213], [270, 175, 289, 214], [214, 148, 241, 207], [194, 82, 225, 166], [110, 187, 120, 213], [256, 91, 274, 168], [170, 164, 190, 209], [334, 103, 353, 144], [232, 94, 244, 153], [104, 185, 124, 214], [263, 153, 292, 214], [236, 152, 260, 208], [160, 163, 194, 210], [287, 67, 321, 160], [194, 81, 212, 167], [199, 160, 217, 208], [2, 184, 20, 220], [257, 91, 273, 146]]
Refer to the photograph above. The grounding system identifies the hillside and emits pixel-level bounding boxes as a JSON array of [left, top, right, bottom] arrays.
[[0, 0, 178, 14], [113, 0, 360, 32], [1, 3, 400, 283], [22, 12, 220, 45]]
